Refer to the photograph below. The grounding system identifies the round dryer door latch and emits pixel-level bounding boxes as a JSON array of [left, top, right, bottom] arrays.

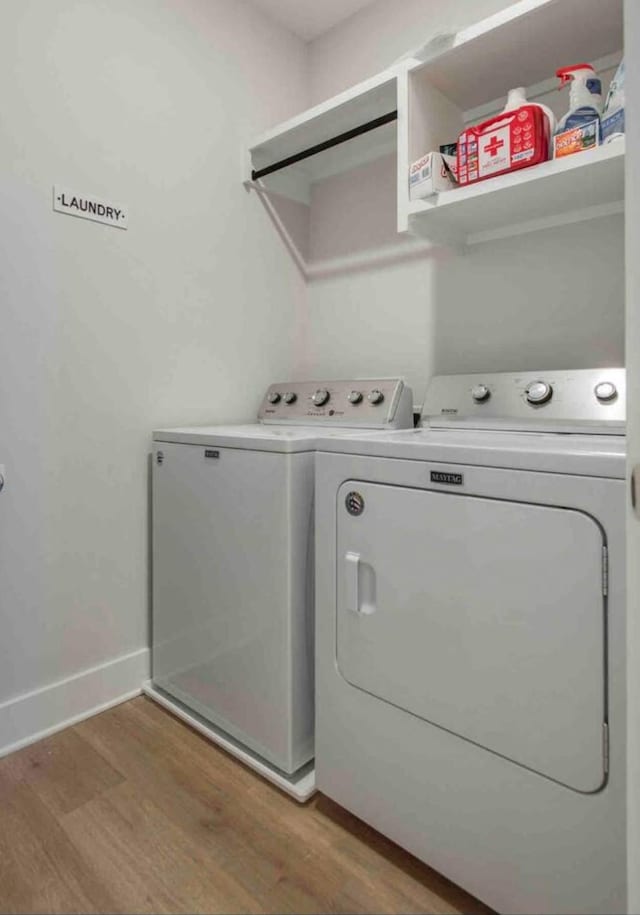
[[346, 492, 365, 517]]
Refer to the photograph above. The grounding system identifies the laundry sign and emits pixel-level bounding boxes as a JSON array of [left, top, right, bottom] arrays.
[[53, 185, 128, 230]]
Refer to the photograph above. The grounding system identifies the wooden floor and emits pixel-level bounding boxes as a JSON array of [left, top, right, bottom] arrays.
[[0, 697, 491, 914]]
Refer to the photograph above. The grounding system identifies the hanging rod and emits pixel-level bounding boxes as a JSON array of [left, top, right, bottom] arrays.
[[251, 110, 398, 182]]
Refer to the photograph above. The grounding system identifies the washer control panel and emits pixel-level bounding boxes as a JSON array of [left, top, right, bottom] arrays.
[[422, 369, 625, 434], [259, 379, 413, 429]]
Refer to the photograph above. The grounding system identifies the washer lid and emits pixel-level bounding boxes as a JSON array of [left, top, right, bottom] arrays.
[[152, 424, 392, 453], [315, 428, 626, 478]]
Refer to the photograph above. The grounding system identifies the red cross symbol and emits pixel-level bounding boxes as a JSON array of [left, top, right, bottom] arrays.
[[484, 135, 505, 157]]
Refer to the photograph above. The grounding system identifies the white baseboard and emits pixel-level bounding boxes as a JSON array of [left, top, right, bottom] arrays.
[[0, 647, 150, 759]]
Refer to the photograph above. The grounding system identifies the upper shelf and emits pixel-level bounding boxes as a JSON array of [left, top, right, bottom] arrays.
[[410, 0, 623, 114], [247, 67, 403, 204], [399, 0, 624, 245], [246, 0, 625, 249], [407, 141, 625, 247]]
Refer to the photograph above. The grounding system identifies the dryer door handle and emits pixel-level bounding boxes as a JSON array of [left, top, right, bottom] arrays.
[[633, 465, 640, 520], [345, 552, 361, 615]]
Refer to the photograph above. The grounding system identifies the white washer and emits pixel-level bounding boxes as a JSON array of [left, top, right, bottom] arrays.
[[314, 369, 626, 912], [146, 378, 413, 801]]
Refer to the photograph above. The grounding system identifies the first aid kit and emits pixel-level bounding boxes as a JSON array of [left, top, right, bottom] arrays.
[[456, 104, 550, 187]]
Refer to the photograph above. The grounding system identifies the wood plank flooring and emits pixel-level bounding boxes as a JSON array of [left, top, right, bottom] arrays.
[[0, 697, 491, 914]]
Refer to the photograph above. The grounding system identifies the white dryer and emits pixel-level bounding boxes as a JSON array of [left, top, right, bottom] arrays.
[[147, 378, 413, 801], [314, 369, 626, 913]]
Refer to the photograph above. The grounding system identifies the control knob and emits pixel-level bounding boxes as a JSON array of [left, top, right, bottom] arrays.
[[283, 392, 298, 405], [368, 390, 385, 405], [348, 391, 363, 405], [525, 381, 553, 406], [472, 384, 491, 404], [595, 382, 618, 403], [312, 389, 330, 407], [267, 392, 281, 405]]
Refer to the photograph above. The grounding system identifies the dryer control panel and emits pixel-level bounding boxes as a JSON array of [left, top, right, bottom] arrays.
[[422, 368, 626, 434], [259, 379, 413, 430]]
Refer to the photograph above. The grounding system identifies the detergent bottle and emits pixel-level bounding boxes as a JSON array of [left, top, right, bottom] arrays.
[[555, 64, 603, 132], [503, 86, 555, 151], [504, 87, 555, 131]]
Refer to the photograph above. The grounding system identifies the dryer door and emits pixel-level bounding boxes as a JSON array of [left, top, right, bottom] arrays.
[[336, 481, 607, 793]]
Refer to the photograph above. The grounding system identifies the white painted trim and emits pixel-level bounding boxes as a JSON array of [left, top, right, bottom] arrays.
[[396, 67, 411, 234], [0, 647, 149, 759], [143, 682, 317, 803]]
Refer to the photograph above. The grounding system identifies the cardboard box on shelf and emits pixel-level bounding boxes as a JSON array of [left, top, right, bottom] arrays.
[[409, 152, 458, 200], [553, 119, 601, 158]]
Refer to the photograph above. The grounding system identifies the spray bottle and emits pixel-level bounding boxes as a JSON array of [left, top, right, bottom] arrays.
[[555, 64, 603, 133], [601, 60, 625, 143]]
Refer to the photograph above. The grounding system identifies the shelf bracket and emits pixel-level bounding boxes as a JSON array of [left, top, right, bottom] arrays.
[[251, 110, 398, 181]]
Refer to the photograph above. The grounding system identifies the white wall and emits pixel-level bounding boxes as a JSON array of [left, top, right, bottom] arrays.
[[302, 0, 625, 406], [309, 0, 515, 105], [0, 0, 307, 748], [0, 0, 627, 756]]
